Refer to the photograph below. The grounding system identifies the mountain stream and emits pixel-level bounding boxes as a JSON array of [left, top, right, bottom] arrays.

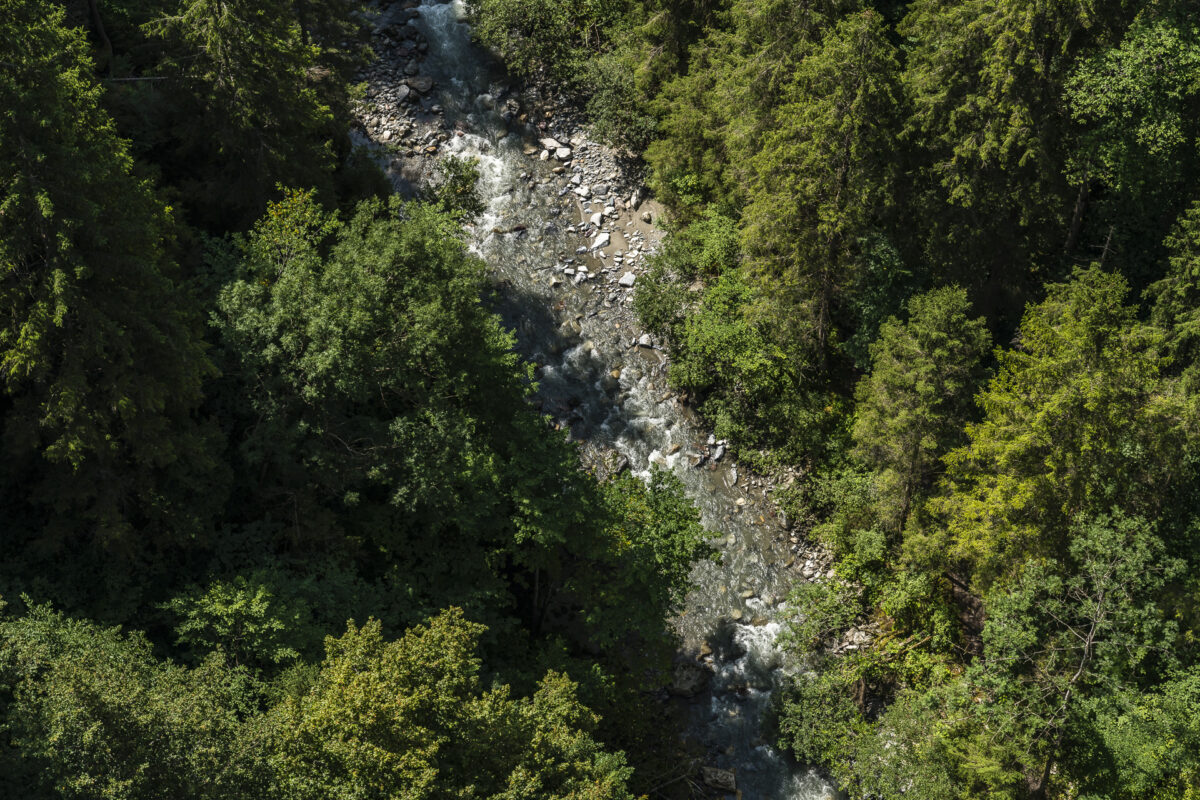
[[361, 3, 836, 796]]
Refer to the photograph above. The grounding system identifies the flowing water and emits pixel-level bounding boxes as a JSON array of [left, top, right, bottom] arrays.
[[376, 3, 835, 796]]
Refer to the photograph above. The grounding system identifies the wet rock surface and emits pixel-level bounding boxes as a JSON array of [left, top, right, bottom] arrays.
[[353, 2, 836, 797]]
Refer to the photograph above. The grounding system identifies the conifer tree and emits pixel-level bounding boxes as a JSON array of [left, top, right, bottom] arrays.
[[0, 0, 218, 552]]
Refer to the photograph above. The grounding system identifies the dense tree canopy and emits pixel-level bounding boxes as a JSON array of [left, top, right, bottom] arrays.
[[1, 3, 710, 797], [469, 0, 1200, 794], [8, 0, 1200, 796]]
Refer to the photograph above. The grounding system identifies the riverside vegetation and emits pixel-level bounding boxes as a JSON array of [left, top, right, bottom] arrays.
[[0, 2, 713, 798], [5, 1, 1200, 799], [468, 0, 1200, 797]]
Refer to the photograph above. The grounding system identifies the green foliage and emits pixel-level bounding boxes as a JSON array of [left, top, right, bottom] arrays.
[[896, 0, 1114, 282], [599, 469, 711, 627], [633, 210, 738, 336], [0, 604, 636, 800], [1064, 4, 1200, 281], [852, 287, 990, 534], [1072, 667, 1200, 799], [928, 268, 1192, 584], [427, 156, 486, 221], [1150, 200, 1200, 371], [583, 47, 659, 150], [740, 8, 901, 360], [216, 189, 547, 557], [667, 272, 834, 465], [0, 601, 271, 800], [468, 0, 628, 84], [964, 513, 1184, 795], [781, 580, 861, 652], [777, 663, 864, 771], [162, 574, 316, 671], [271, 609, 633, 800], [0, 0, 220, 551], [140, 0, 354, 229]]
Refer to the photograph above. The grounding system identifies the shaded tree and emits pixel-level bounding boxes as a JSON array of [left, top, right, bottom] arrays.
[[0, 0, 220, 555]]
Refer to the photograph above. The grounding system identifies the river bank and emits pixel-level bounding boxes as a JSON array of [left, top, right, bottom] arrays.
[[353, 2, 836, 797]]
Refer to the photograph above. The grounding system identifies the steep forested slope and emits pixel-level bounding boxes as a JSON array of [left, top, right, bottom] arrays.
[[470, 0, 1200, 795], [1, 3, 711, 798]]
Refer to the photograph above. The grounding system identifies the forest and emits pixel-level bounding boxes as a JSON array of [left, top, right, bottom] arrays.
[[4, 0, 1200, 798], [0, 1, 710, 798], [470, 0, 1200, 796]]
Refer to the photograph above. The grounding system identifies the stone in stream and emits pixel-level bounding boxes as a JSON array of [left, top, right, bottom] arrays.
[[555, 147, 572, 160], [618, 271, 636, 287], [405, 76, 433, 93], [637, 333, 652, 348], [539, 136, 562, 150], [700, 767, 734, 791]]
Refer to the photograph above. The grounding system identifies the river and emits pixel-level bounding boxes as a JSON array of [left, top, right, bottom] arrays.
[[366, 2, 835, 796]]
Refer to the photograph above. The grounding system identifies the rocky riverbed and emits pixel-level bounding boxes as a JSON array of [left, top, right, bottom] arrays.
[[353, 2, 838, 797]]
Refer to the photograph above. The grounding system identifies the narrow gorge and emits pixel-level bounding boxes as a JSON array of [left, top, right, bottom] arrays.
[[356, 1, 837, 796]]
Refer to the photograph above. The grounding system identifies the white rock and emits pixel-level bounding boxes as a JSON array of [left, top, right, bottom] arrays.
[[539, 137, 562, 150], [618, 271, 636, 287], [539, 149, 549, 161], [589, 212, 603, 228], [555, 147, 572, 161], [591, 232, 610, 250]]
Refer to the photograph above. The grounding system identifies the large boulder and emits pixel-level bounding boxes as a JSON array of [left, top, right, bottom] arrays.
[[702, 767, 737, 792], [405, 76, 434, 94]]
